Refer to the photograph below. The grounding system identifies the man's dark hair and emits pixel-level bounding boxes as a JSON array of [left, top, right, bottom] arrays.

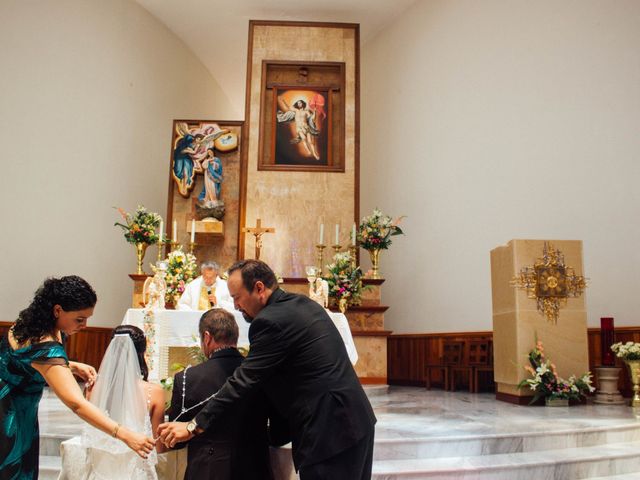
[[199, 308, 238, 345], [228, 259, 278, 292]]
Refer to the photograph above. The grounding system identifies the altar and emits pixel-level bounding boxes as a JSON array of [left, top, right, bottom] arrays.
[[121, 308, 358, 381]]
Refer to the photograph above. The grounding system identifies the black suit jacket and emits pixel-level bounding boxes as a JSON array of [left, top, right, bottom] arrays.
[[169, 348, 273, 480], [195, 289, 377, 469]]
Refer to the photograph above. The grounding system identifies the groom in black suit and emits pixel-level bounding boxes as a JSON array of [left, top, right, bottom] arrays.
[[160, 259, 376, 479], [167, 308, 273, 480]]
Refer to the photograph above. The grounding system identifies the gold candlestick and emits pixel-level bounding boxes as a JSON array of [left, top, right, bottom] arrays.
[[348, 244, 357, 269], [170, 241, 179, 252], [189, 241, 197, 255], [315, 244, 326, 276], [157, 239, 165, 262], [332, 244, 342, 256]]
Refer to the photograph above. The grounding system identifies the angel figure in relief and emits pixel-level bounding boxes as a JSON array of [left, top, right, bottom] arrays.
[[309, 277, 329, 309], [142, 262, 168, 310], [172, 123, 229, 197]]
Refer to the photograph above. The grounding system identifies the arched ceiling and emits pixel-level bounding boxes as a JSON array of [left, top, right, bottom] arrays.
[[135, 0, 417, 117]]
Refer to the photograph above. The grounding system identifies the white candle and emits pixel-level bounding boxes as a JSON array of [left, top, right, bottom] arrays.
[[190, 219, 196, 243], [352, 223, 356, 245], [335, 224, 340, 245], [158, 220, 163, 243], [319, 224, 324, 245], [172, 220, 177, 243]]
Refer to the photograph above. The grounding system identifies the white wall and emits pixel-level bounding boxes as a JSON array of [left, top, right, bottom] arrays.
[[0, 0, 235, 327], [361, 0, 640, 333]]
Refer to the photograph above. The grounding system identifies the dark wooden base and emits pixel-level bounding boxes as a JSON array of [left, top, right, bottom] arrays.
[[359, 376, 387, 385], [496, 391, 536, 405]]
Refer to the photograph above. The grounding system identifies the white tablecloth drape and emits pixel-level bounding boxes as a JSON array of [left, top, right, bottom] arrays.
[[121, 308, 357, 381]]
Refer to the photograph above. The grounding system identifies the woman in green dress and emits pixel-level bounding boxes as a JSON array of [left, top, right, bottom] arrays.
[[0, 276, 155, 479]]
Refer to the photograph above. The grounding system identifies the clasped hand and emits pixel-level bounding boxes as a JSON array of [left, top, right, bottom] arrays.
[[69, 361, 98, 387], [157, 422, 193, 448]]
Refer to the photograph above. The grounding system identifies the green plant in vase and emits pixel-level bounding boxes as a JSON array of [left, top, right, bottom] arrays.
[[357, 209, 404, 279], [164, 248, 198, 307], [518, 340, 594, 405], [325, 252, 364, 314], [114, 205, 162, 274]]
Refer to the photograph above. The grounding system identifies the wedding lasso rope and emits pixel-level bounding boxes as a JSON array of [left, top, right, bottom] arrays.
[[172, 346, 236, 422]]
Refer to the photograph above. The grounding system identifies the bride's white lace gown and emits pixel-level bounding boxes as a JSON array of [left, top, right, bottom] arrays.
[[58, 335, 158, 480]]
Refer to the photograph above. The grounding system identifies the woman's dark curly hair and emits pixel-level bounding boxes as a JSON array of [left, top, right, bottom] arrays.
[[13, 276, 97, 345], [113, 325, 149, 381]]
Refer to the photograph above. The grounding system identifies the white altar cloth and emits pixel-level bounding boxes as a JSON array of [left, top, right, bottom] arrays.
[[121, 308, 357, 381], [122, 308, 251, 349]]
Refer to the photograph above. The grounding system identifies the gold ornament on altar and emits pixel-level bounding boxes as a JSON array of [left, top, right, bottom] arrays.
[[511, 242, 587, 324]]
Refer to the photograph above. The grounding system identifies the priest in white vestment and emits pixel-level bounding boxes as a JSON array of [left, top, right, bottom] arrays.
[[177, 261, 234, 312]]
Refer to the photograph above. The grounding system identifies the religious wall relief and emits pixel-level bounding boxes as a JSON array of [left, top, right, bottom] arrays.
[[167, 120, 243, 271]]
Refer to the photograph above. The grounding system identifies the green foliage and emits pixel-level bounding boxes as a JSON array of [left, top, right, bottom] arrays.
[[517, 340, 594, 404], [357, 208, 404, 250], [114, 205, 162, 245], [325, 252, 363, 307]]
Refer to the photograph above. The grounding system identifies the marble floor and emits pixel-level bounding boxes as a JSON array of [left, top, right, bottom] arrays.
[[39, 386, 640, 479]]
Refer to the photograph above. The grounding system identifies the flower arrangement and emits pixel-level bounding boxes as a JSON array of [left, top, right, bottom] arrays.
[[518, 340, 594, 404], [611, 342, 640, 361], [325, 252, 363, 312], [114, 205, 162, 245], [164, 248, 198, 304], [160, 376, 174, 392], [357, 208, 404, 251]]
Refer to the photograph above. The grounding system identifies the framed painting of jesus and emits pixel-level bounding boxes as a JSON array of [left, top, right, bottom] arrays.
[[257, 60, 345, 173], [272, 87, 331, 167]]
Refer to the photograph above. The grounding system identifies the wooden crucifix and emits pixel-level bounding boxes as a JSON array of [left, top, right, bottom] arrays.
[[242, 218, 275, 260]]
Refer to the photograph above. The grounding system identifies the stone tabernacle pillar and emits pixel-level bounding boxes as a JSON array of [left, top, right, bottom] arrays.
[[490, 240, 589, 404]]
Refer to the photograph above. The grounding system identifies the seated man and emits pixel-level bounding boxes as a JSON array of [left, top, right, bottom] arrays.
[[167, 308, 273, 480], [177, 261, 234, 312]]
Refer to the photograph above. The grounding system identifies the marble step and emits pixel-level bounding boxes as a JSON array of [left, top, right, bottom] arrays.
[[39, 455, 61, 480], [588, 474, 640, 479], [365, 385, 390, 397], [371, 440, 640, 479], [373, 422, 640, 460], [40, 432, 73, 456]]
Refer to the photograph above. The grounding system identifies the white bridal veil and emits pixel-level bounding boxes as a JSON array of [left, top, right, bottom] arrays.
[[80, 334, 158, 479]]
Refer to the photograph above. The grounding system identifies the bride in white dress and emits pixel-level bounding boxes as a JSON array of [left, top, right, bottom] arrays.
[[59, 326, 165, 480]]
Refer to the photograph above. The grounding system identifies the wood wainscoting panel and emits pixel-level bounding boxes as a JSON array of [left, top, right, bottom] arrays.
[[389, 327, 640, 396], [4, 319, 640, 395]]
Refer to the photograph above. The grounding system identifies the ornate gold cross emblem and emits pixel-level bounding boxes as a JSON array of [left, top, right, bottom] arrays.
[[511, 242, 587, 324]]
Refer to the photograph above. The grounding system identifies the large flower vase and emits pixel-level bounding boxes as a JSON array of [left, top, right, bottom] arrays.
[[626, 360, 640, 407], [164, 295, 179, 310], [545, 397, 569, 407], [338, 297, 348, 314], [368, 248, 383, 279], [135, 242, 149, 275]]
